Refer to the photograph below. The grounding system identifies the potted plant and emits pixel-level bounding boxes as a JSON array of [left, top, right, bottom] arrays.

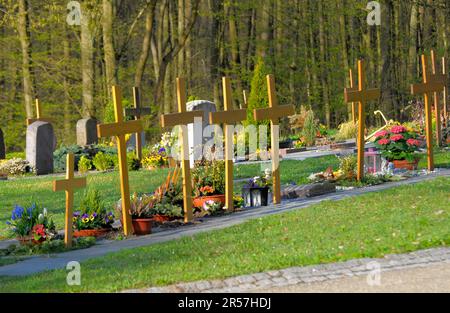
[[128, 193, 155, 235], [73, 189, 115, 238], [374, 125, 423, 170], [242, 170, 272, 207], [192, 160, 226, 208], [6, 204, 56, 245], [150, 203, 183, 222]]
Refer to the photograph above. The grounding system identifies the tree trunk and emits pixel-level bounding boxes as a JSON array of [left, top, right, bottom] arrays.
[[102, 0, 117, 93], [135, 2, 156, 88], [81, 3, 95, 118]]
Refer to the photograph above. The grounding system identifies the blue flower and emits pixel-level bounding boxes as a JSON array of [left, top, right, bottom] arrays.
[[73, 211, 81, 217], [158, 147, 166, 153], [11, 206, 24, 221]]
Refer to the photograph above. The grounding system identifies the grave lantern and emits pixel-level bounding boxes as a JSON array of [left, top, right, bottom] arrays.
[[242, 186, 269, 208], [364, 147, 382, 174]]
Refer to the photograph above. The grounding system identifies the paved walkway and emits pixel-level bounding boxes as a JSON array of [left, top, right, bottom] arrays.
[[1, 169, 449, 277], [125, 246, 450, 293]]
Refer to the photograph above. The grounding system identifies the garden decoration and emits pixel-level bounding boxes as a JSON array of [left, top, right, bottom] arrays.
[[365, 110, 391, 141], [26, 98, 53, 125], [431, 50, 444, 146], [209, 77, 246, 210], [52, 153, 86, 247], [344, 59, 380, 181], [348, 69, 357, 124], [97, 86, 143, 236], [253, 74, 295, 204], [160, 78, 203, 222], [125, 87, 152, 160], [411, 54, 446, 171], [442, 56, 448, 128]]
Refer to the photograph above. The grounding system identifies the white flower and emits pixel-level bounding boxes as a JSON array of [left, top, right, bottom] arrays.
[[43, 208, 48, 216]]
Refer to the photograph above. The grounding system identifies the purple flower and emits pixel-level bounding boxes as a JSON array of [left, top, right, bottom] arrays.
[[158, 147, 166, 154], [81, 213, 89, 219], [92, 212, 98, 218], [73, 211, 81, 217]]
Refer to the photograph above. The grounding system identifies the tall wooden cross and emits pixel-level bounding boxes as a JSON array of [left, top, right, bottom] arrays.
[[443, 57, 448, 127], [348, 69, 357, 124], [253, 75, 295, 204], [53, 153, 86, 248], [125, 87, 152, 160], [431, 50, 444, 146], [26, 98, 53, 125], [344, 60, 380, 181], [160, 78, 203, 222], [97, 86, 144, 236], [209, 77, 247, 210], [411, 54, 446, 171]]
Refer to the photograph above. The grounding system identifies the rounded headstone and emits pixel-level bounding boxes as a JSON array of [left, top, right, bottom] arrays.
[[76, 118, 98, 146], [0, 128, 5, 159], [26, 121, 55, 175]]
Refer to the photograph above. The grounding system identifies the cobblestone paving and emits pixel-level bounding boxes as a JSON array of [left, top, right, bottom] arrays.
[[124, 247, 450, 293]]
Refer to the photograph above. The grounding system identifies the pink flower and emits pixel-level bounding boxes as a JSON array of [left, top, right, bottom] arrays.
[[391, 125, 406, 134], [375, 130, 388, 138], [378, 139, 390, 145], [406, 138, 420, 146], [391, 134, 404, 142]]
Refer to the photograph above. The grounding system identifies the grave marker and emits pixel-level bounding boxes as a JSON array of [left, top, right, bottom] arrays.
[[160, 78, 204, 222], [411, 54, 446, 171], [97, 86, 144, 236], [76, 118, 98, 146], [253, 75, 295, 204], [344, 60, 380, 181], [125, 87, 152, 160], [26, 98, 52, 126], [209, 77, 247, 210], [0, 128, 5, 159], [53, 153, 86, 248], [26, 121, 55, 175]]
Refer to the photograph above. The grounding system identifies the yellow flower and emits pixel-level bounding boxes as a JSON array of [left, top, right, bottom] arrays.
[[82, 218, 90, 223]]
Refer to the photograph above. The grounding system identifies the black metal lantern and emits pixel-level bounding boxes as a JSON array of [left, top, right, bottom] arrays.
[[242, 187, 269, 208]]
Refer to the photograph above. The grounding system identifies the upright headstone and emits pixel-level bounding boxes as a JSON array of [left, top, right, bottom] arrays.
[[186, 100, 217, 167], [0, 128, 5, 159], [26, 121, 55, 175], [76, 118, 98, 146]]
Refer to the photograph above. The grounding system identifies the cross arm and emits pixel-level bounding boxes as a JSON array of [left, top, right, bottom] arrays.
[[53, 177, 87, 192], [253, 105, 295, 122], [411, 81, 445, 95], [160, 111, 204, 128], [97, 120, 143, 138], [209, 109, 247, 124], [344, 88, 380, 103]]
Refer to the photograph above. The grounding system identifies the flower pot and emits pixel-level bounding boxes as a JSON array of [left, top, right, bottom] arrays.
[[193, 194, 226, 208], [73, 228, 110, 238], [17, 236, 46, 246], [152, 214, 172, 223], [242, 187, 269, 207], [392, 159, 419, 170], [131, 218, 152, 235]]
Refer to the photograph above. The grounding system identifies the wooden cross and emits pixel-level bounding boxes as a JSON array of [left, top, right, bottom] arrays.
[[348, 69, 357, 124], [26, 98, 53, 125], [344, 60, 380, 181], [443, 57, 448, 127], [53, 153, 86, 248], [160, 78, 203, 222], [209, 77, 247, 210], [431, 50, 445, 146], [97, 86, 144, 236], [253, 75, 295, 204], [411, 54, 446, 171], [125, 87, 152, 160]]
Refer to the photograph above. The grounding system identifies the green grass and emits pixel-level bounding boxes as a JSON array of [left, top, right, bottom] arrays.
[[0, 177, 449, 292]]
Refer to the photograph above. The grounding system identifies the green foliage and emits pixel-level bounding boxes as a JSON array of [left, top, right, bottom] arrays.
[[104, 98, 133, 123], [74, 189, 114, 231], [335, 121, 358, 141], [339, 154, 357, 180], [192, 160, 226, 197], [92, 152, 115, 171], [53, 144, 117, 172], [127, 154, 141, 171], [301, 109, 317, 146], [0, 102, 26, 152], [78, 155, 92, 173], [246, 57, 270, 126], [151, 203, 183, 218]]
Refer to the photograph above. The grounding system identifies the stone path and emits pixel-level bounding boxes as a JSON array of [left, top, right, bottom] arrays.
[[125, 246, 450, 293], [0, 169, 449, 277]]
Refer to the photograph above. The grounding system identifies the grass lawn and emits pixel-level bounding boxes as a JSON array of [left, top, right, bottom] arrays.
[[0, 176, 448, 292]]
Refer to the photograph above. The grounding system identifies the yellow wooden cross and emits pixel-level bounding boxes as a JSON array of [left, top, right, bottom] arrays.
[[443, 57, 448, 127], [26, 98, 53, 125], [348, 69, 357, 124], [53, 153, 86, 248], [209, 77, 247, 210], [344, 60, 380, 181], [125, 87, 152, 160], [97, 86, 144, 235], [411, 54, 446, 171], [431, 50, 445, 146], [160, 78, 203, 222], [253, 75, 295, 204]]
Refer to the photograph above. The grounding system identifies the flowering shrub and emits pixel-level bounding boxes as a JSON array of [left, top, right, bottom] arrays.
[[244, 169, 272, 189], [192, 160, 225, 197], [73, 189, 114, 230], [0, 158, 34, 176], [233, 195, 244, 209], [142, 147, 168, 169], [374, 125, 423, 161], [199, 186, 215, 196], [6, 204, 56, 239]]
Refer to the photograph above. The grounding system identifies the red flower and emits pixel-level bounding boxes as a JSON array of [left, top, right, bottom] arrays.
[[390, 125, 406, 134], [391, 134, 404, 142], [377, 138, 390, 145], [406, 138, 420, 146], [32, 224, 46, 239], [200, 186, 215, 196], [375, 130, 388, 138]]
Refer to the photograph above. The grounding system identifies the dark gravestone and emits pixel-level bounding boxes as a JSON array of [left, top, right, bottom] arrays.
[[0, 128, 5, 159], [26, 121, 55, 175], [76, 118, 98, 146], [281, 182, 336, 200]]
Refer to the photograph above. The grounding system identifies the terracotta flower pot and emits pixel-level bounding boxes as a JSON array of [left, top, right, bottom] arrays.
[[17, 236, 46, 246], [152, 214, 172, 223], [392, 159, 419, 170], [132, 218, 153, 235], [193, 194, 226, 208], [73, 228, 110, 238]]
